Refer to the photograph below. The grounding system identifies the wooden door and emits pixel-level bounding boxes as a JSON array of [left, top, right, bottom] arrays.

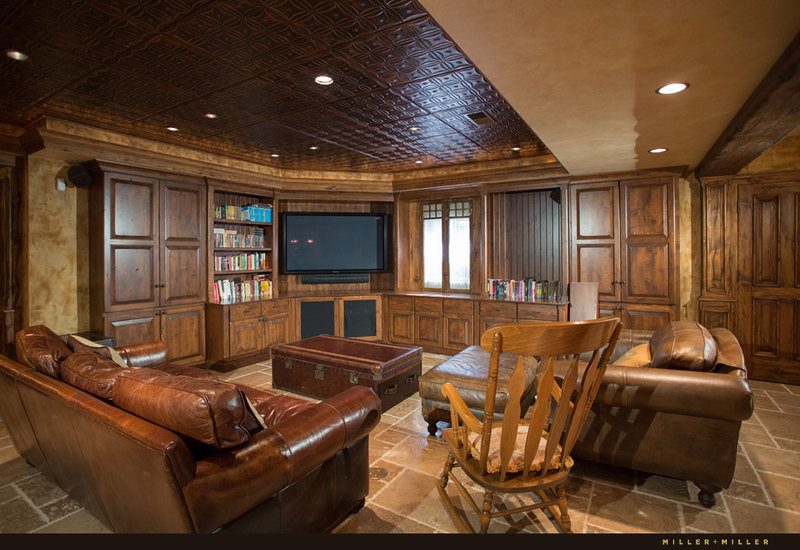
[[738, 180, 800, 383], [264, 313, 290, 348], [229, 317, 264, 358], [386, 296, 414, 343], [160, 304, 206, 365], [160, 179, 206, 306], [619, 178, 673, 304], [570, 182, 621, 303], [106, 174, 159, 312], [415, 312, 443, 348]]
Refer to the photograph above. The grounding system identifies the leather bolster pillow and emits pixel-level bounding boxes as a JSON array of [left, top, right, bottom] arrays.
[[60, 349, 129, 400], [112, 368, 263, 450], [649, 321, 717, 372], [15, 325, 73, 378]]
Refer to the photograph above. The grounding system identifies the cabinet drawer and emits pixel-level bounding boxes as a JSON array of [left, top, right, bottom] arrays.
[[414, 297, 443, 313], [517, 303, 559, 321], [444, 299, 473, 315], [229, 302, 262, 321], [262, 298, 287, 316], [479, 301, 516, 317], [387, 295, 414, 311]]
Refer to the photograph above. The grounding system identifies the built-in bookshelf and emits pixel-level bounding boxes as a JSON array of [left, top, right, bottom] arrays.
[[209, 184, 275, 304]]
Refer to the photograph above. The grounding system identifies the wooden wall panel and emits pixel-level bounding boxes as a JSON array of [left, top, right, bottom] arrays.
[[702, 180, 729, 295]]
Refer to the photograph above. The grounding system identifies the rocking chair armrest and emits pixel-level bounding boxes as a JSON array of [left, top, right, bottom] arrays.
[[441, 382, 483, 433]]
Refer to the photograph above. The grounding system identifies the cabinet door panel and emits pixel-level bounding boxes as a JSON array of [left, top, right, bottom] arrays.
[[388, 310, 414, 343], [160, 181, 205, 306], [621, 306, 674, 331], [109, 245, 158, 310], [110, 177, 157, 240], [265, 313, 290, 348], [443, 315, 472, 352], [230, 317, 264, 357], [161, 305, 205, 364], [415, 312, 442, 347], [574, 244, 618, 300], [624, 243, 670, 301]]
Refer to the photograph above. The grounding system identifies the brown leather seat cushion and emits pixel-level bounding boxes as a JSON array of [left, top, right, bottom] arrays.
[[60, 349, 130, 400], [15, 325, 73, 378], [113, 368, 264, 449], [649, 321, 717, 371]]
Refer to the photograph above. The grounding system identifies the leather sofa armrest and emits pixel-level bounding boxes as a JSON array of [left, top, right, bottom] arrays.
[[115, 341, 169, 368], [594, 365, 754, 421], [182, 386, 381, 532]]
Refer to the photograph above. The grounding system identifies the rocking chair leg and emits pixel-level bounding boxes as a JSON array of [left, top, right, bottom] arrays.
[[439, 453, 456, 489], [556, 487, 571, 533], [479, 491, 494, 534]]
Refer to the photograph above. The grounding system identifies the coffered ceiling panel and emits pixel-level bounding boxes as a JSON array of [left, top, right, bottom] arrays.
[[0, 0, 554, 173]]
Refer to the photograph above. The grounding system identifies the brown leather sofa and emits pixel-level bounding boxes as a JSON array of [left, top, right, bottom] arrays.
[[564, 321, 754, 507], [0, 325, 381, 533]]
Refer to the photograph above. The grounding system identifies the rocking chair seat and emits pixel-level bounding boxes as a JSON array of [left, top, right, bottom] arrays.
[[467, 425, 573, 474]]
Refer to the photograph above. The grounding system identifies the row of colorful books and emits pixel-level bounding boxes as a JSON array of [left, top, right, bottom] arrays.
[[213, 276, 272, 303], [213, 203, 272, 223], [214, 252, 268, 272], [487, 278, 562, 302], [213, 226, 266, 248]]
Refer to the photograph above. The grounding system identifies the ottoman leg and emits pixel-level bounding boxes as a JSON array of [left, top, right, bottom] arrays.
[[427, 420, 439, 436]]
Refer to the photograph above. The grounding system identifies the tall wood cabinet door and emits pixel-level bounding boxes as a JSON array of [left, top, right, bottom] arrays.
[[443, 315, 472, 352], [104, 310, 160, 347], [737, 180, 800, 384], [619, 178, 673, 304], [570, 182, 621, 302], [160, 305, 206, 365], [106, 174, 159, 312], [160, 180, 206, 306]]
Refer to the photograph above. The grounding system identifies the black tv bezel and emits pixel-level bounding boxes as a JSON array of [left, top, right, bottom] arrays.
[[280, 211, 390, 275]]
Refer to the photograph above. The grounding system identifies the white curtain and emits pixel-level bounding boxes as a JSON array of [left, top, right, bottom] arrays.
[[448, 217, 470, 290], [423, 218, 442, 288]]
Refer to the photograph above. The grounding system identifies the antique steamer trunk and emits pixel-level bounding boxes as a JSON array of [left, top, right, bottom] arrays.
[[271, 335, 422, 412]]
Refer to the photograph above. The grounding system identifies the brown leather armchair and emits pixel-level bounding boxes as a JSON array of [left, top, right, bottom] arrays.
[[563, 321, 754, 507], [0, 325, 381, 533]]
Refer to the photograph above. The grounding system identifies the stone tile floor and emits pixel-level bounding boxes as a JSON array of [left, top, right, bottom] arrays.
[[1, 353, 800, 535]]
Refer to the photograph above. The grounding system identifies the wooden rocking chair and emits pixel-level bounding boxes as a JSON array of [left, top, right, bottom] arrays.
[[436, 317, 621, 533]]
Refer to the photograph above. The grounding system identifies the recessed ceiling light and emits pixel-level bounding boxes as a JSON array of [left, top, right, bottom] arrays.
[[204, 113, 217, 119], [649, 147, 668, 154], [409, 126, 420, 131], [656, 82, 689, 95], [271, 153, 280, 158], [315, 75, 334, 85], [166, 126, 179, 132], [415, 160, 423, 164], [6, 50, 29, 61], [511, 147, 521, 151], [309, 146, 318, 150]]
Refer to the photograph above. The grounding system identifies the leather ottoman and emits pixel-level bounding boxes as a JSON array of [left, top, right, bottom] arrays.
[[271, 336, 422, 412], [419, 346, 539, 435]]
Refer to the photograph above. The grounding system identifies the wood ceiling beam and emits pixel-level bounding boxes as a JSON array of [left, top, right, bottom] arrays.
[[695, 32, 800, 178]]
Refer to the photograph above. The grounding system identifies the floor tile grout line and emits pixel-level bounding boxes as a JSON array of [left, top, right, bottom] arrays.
[[11, 482, 51, 527]]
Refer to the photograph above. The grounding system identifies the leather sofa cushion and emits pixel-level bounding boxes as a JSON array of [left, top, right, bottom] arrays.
[[113, 368, 264, 450], [66, 333, 128, 368], [60, 349, 130, 400], [612, 342, 652, 367], [15, 325, 73, 378], [649, 321, 717, 371]]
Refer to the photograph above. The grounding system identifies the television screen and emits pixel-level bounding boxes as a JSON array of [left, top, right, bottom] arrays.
[[281, 212, 388, 274]]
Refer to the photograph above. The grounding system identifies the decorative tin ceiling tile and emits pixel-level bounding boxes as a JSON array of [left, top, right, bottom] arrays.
[[0, 0, 558, 173]]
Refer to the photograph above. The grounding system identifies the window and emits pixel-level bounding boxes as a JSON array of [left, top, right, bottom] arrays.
[[422, 200, 472, 290]]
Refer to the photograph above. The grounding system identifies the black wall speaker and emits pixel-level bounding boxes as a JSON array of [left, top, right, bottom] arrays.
[[67, 165, 92, 188]]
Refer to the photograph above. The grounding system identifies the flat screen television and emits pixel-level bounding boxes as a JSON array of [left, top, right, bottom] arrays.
[[281, 212, 389, 274]]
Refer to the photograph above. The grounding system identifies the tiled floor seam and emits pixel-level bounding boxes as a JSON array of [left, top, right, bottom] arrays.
[[10, 482, 50, 525]]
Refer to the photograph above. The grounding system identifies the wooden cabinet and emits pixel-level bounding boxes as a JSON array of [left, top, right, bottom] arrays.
[[384, 293, 566, 353], [570, 176, 677, 329], [0, 158, 21, 358], [206, 298, 290, 370], [87, 162, 207, 364]]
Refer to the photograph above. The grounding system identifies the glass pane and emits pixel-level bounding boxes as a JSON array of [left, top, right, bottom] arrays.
[[423, 218, 442, 288], [449, 217, 470, 290]]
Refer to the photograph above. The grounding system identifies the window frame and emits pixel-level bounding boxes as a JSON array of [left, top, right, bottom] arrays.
[[420, 198, 474, 292]]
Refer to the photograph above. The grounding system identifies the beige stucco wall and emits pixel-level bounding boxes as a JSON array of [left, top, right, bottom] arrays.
[[740, 126, 800, 173], [23, 156, 89, 334]]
